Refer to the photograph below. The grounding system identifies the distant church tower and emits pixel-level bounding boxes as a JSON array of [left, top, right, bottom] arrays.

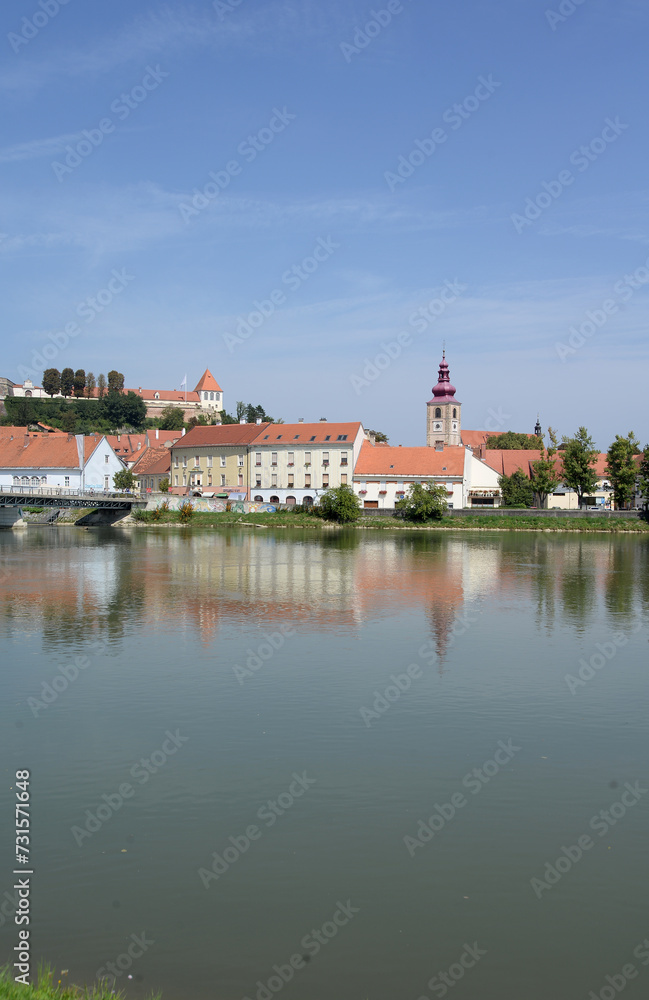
[[534, 415, 542, 438], [426, 350, 461, 447]]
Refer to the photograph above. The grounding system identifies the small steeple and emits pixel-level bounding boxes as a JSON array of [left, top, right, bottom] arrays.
[[535, 414, 542, 437]]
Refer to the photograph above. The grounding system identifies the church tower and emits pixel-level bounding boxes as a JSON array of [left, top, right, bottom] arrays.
[[426, 351, 461, 447]]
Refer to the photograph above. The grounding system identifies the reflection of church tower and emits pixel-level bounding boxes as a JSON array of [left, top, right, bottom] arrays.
[[426, 351, 461, 447]]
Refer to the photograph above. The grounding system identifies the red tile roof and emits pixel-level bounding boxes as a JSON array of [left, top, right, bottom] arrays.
[[0, 434, 82, 469], [252, 422, 363, 445], [193, 369, 222, 393], [175, 423, 272, 448], [355, 442, 465, 477], [145, 430, 184, 447], [131, 446, 172, 476], [105, 434, 147, 460]]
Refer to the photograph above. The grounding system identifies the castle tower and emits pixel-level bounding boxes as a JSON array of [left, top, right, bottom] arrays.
[[426, 351, 461, 447]]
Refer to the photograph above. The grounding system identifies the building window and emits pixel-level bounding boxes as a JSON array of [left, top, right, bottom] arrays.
[[221, 474, 226, 486], [174, 456, 179, 468], [322, 451, 329, 465], [31, 476, 39, 486], [340, 452, 348, 466], [204, 391, 209, 399], [254, 494, 263, 501], [322, 474, 329, 487], [206, 455, 213, 467], [195, 455, 200, 467], [341, 474, 347, 484], [220, 456, 226, 467], [435, 407, 442, 418], [174, 475, 178, 486], [271, 474, 277, 487], [154, 392, 160, 399], [238, 454, 244, 466], [64, 476, 70, 487], [208, 475, 212, 486], [183, 475, 187, 485], [41, 476, 46, 485], [183, 456, 187, 467], [255, 477, 261, 488], [104, 454, 109, 464], [270, 495, 279, 503], [337, 434, 347, 441], [271, 452, 278, 466], [305, 474, 311, 487], [238, 473, 243, 486], [288, 474, 294, 487], [13, 476, 19, 485], [453, 408, 457, 418], [287, 452, 294, 465], [255, 452, 261, 466], [305, 452, 311, 465]]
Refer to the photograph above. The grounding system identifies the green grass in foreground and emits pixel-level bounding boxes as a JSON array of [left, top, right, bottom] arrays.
[[128, 509, 649, 532], [0, 965, 161, 999]]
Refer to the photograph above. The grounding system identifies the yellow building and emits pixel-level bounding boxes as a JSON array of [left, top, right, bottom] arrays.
[[169, 423, 270, 494]]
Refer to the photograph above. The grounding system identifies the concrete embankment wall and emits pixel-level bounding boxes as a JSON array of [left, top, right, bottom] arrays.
[[359, 507, 643, 519]]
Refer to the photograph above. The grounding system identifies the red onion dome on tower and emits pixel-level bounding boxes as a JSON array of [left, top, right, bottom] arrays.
[[428, 350, 460, 404]]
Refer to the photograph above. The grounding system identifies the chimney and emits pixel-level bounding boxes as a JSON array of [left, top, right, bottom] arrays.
[[369, 432, 376, 446], [23, 434, 30, 448], [139, 387, 142, 393], [319, 417, 327, 422], [255, 417, 262, 424], [298, 417, 304, 423], [182, 428, 185, 435], [156, 428, 159, 439], [239, 418, 247, 424], [137, 442, 141, 449], [117, 434, 121, 442], [479, 442, 486, 460]]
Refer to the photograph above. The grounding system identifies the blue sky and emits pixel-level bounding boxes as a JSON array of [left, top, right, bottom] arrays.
[[1, 0, 648, 448]]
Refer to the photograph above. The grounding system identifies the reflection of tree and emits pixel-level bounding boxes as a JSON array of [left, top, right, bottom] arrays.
[[319, 528, 360, 551], [604, 542, 638, 626], [426, 603, 457, 675], [530, 539, 556, 634], [560, 543, 596, 627]]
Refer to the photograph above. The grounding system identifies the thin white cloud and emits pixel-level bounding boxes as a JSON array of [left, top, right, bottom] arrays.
[[0, 133, 81, 164]]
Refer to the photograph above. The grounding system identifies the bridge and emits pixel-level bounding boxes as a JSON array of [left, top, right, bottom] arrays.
[[0, 485, 147, 526]]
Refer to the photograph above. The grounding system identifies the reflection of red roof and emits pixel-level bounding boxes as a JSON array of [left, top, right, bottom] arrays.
[[193, 369, 222, 393], [355, 442, 465, 476], [131, 446, 171, 476], [252, 422, 363, 445]]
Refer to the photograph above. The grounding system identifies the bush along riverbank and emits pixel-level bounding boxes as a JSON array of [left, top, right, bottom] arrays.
[[119, 507, 649, 533], [0, 965, 161, 999]]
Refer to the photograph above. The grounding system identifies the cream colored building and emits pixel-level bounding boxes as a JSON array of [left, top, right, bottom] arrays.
[[169, 423, 270, 494]]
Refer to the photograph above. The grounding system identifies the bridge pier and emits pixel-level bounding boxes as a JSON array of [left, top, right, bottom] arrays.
[[0, 508, 26, 528]]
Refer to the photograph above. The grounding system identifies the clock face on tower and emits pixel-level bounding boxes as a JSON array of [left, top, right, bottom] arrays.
[[434, 423, 442, 431]]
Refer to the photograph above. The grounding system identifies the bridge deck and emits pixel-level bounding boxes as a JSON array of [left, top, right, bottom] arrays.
[[0, 486, 147, 510]]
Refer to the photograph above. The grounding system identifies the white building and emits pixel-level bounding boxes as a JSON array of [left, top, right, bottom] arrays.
[[0, 432, 125, 491]]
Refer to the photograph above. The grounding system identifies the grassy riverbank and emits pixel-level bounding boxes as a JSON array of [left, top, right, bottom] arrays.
[[121, 509, 649, 532], [0, 966, 160, 999]]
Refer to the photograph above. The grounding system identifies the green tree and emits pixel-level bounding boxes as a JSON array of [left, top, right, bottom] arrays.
[[606, 432, 641, 509], [73, 369, 86, 398], [396, 482, 448, 521], [368, 429, 389, 443], [560, 427, 599, 507], [159, 477, 170, 493], [96, 373, 107, 398], [113, 469, 136, 492], [107, 370, 124, 393], [60, 367, 75, 397], [530, 428, 561, 508], [498, 469, 534, 507], [42, 368, 61, 398], [487, 431, 543, 450], [120, 391, 147, 429], [318, 484, 361, 523], [61, 410, 77, 432], [638, 445, 649, 511], [86, 372, 96, 397], [159, 405, 185, 430]]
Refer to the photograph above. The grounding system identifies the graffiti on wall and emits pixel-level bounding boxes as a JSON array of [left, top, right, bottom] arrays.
[[146, 497, 277, 514]]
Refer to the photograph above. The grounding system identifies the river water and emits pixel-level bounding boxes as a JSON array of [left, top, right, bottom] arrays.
[[2, 525, 649, 1000]]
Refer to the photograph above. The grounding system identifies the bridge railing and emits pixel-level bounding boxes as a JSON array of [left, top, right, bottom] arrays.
[[0, 485, 136, 500]]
